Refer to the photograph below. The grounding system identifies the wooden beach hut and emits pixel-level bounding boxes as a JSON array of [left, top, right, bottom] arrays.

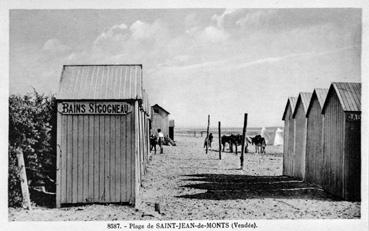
[[151, 104, 170, 137], [282, 97, 297, 176], [56, 64, 149, 207], [305, 88, 328, 186], [138, 90, 151, 183], [321, 82, 361, 201], [292, 92, 312, 179], [169, 120, 175, 141]]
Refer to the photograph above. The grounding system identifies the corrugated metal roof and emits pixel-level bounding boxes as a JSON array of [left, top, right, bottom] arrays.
[[322, 82, 361, 112], [292, 92, 312, 117], [57, 65, 143, 100], [314, 88, 329, 107], [306, 88, 328, 115], [289, 97, 297, 112], [282, 97, 297, 120], [334, 82, 361, 112]]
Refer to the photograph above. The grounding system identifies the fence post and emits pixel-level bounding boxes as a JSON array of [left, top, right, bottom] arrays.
[[240, 113, 248, 169], [206, 115, 210, 154], [16, 148, 32, 210], [218, 121, 221, 160]]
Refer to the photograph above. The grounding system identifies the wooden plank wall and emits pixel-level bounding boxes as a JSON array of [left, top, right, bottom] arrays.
[[133, 101, 140, 206], [306, 98, 324, 186], [283, 107, 291, 175], [152, 112, 169, 137], [143, 113, 149, 172], [344, 114, 361, 201], [294, 103, 307, 179], [283, 106, 295, 176], [323, 92, 345, 198], [57, 103, 135, 205]]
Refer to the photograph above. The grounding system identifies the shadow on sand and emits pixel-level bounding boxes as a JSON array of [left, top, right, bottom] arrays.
[[176, 174, 340, 201]]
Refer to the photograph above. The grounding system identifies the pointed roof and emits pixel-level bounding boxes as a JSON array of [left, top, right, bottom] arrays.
[[306, 88, 328, 116], [322, 82, 361, 113], [57, 64, 143, 100], [292, 92, 312, 118], [282, 97, 297, 120], [151, 104, 170, 115]]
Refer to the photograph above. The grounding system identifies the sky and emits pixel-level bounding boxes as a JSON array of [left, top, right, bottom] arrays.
[[9, 8, 361, 128]]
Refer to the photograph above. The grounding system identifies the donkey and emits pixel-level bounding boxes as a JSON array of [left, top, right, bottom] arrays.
[[250, 135, 266, 153]]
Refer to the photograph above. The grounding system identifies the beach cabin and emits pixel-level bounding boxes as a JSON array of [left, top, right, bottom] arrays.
[[151, 104, 170, 137], [292, 92, 312, 179], [321, 82, 361, 201], [169, 120, 175, 141], [282, 97, 297, 177], [305, 88, 328, 186], [55, 64, 150, 207]]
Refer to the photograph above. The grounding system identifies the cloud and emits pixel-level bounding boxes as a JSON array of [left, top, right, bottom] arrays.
[[94, 23, 128, 44], [235, 46, 359, 69], [129, 20, 150, 40], [157, 45, 358, 74], [198, 26, 229, 43], [42, 38, 71, 53], [93, 23, 129, 54], [129, 20, 169, 41], [235, 9, 361, 33], [212, 8, 242, 28], [236, 10, 277, 28], [92, 20, 170, 56]]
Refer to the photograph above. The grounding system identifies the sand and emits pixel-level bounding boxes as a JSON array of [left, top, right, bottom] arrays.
[[8, 136, 360, 221]]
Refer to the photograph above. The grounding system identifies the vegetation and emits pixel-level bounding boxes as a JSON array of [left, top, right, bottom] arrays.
[[8, 90, 56, 207]]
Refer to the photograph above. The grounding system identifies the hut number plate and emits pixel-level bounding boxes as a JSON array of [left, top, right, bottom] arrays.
[[346, 113, 361, 121], [58, 102, 132, 115]]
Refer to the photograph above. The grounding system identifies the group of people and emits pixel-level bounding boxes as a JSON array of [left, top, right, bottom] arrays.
[[150, 129, 165, 154]]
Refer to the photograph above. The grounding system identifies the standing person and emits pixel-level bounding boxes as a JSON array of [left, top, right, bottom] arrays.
[[204, 133, 214, 149], [157, 128, 164, 154], [208, 133, 213, 148], [150, 132, 157, 154]]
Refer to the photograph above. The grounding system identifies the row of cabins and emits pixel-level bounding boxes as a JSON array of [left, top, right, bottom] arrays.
[[282, 82, 361, 201], [55, 64, 172, 207]]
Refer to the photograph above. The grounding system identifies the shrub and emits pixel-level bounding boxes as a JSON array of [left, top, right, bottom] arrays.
[[8, 90, 56, 207]]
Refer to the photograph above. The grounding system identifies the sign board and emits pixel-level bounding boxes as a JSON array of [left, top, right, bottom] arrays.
[[346, 113, 361, 122], [58, 102, 132, 115]]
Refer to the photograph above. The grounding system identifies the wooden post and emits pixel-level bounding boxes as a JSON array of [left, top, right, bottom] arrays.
[[240, 113, 248, 169], [218, 121, 221, 160], [205, 115, 210, 154], [15, 148, 32, 210]]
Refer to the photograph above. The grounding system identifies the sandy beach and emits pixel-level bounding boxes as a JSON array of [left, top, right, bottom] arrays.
[[9, 136, 360, 221]]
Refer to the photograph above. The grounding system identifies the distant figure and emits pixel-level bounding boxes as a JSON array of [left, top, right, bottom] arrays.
[[157, 129, 164, 154], [273, 128, 283, 146], [221, 135, 233, 152], [150, 133, 158, 154], [251, 135, 266, 153], [204, 133, 214, 149]]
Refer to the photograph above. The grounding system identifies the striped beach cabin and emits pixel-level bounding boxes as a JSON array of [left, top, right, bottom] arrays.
[[55, 64, 150, 207], [151, 104, 170, 137], [305, 88, 328, 186], [282, 97, 297, 176], [321, 82, 361, 201], [292, 92, 312, 179]]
